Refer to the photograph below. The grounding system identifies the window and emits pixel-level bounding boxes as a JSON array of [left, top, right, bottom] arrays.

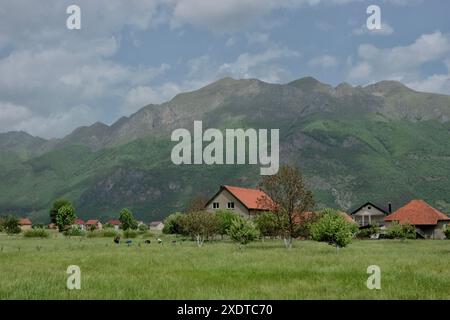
[[227, 202, 235, 209], [213, 202, 219, 209]]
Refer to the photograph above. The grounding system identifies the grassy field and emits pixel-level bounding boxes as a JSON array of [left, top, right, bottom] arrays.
[[0, 233, 449, 300]]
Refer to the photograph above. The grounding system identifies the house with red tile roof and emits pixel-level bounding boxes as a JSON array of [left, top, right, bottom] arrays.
[[72, 219, 85, 230], [85, 219, 102, 230], [205, 185, 273, 217], [385, 200, 450, 239], [350, 202, 390, 227], [106, 219, 121, 230], [18, 218, 32, 231]]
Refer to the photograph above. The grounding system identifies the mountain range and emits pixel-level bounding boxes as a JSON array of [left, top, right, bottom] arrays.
[[2, 76, 450, 222]]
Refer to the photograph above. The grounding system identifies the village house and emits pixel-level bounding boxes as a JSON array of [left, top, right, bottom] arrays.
[[205, 185, 272, 218], [350, 202, 390, 227], [385, 200, 450, 239], [149, 221, 164, 231], [107, 219, 121, 231], [18, 218, 32, 231], [85, 219, 102, 230], [73, 219, 85, 230]]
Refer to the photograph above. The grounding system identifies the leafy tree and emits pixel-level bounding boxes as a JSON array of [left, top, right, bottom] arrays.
[[49, 199, 72, 224], [215, 210, 239, 238], [119, 208, 138, 231], [179, 211, 220, 247], [258, 165, 315, 249], [254, 211, 280, 239], [138, 223, 149, 233], [55, 204, 76, 232], [311, 208, 358, 250], [228, 216, 259, 246], [3, 216, 21, 235], [386, 222, 416, 240], [163, 212, 185, 235]]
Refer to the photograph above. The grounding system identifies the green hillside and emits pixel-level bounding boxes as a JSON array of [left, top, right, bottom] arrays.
[[2, 77, 450, 222]]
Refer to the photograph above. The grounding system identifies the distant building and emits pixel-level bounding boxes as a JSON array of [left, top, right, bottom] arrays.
[[73, 219, 85, 230], [85, 219, 102, 230], [107, 219, 121, 231], [385, 200, 450, 239], [149, 221, 164, 231], [350, 202, 389, 227], [18, 218, 32, 231], [205, 185, 273, 218]]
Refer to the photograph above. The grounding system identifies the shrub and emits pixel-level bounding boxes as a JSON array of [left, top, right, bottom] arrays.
[[3, 216, 21, 235], [254, 211, 279, 238], [63, 225, 85, 237], [23, 228, 49, 238], [228, 216, 259, 246], [32, 224, 45, 229], [138, 224, 149, 233], [311, 208, 358, 249], [101, 229, 119, 237], [216, 210, 240, 237], [86, 230, 101, 238], [357, 224, 381, 239], [123, 229, 138, 238], [179, 211, 220, 247], [444, 227, 450, 240], [163, 212, 184, 234], [386, 222, 416, 240]]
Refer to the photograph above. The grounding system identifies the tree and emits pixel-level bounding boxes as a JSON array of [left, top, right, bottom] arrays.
[[179, 211, 219, 247], [163, 212, 185, 235], [215, 210, 239, 238], [228, 216, 259, 246], [119, 208, 138, 231], [311, 208, 358, 250], [4, 216, 21, 235], [55, 204, 76, 232], [386, 222, 416, 240], [254, 211, 280, 239], [186, 194, 208, 213], [49, 199, 72, 224], [258, 165, 314, 249]]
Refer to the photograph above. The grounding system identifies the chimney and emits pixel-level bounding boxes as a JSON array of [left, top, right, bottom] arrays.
[[388, 202, 392, 213]]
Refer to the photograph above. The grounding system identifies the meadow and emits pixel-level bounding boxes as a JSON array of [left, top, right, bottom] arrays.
[[0, 233, 449, 300]]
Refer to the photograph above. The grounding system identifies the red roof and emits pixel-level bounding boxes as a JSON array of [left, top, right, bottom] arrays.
[[223, 185, 273, 210], [107, 220, 121, 225], [85, 219, 100, 225], [74, 219, 84, 225], [19, 218, 32, 226], [385, 200, 450, 226]]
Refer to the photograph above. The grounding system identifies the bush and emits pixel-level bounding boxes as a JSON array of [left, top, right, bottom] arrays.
[[216, 210, 240, 237], [357, 225, 381, 239], [228, 217, 259, 246], [445, 227, 450, 240], [138, 224, 149, 233], [86, 230, 101, 238], [254, 211, 279, 238], [23, 228, 49, 238], [63, 225, 85, 237], [386, 222, 416, 240], [123, 229, 138, 238], [311, 208, 358, 249], [179, 211, 220, 247], [163, 212, 184, 234], [3, 216, 21, 235], [102, 229, 119, 237]]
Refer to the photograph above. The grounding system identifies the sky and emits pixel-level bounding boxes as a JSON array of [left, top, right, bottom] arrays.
[[0, 0, 449, 138]]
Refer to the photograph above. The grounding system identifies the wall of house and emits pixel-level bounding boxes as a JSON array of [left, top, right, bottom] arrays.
[[206, 189, 249, 217], [20, 225, 32, 231], [418, 221, 449, 240], [352, 205, 386, 226]]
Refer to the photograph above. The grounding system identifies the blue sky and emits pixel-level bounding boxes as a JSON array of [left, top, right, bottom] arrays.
[[0, 0, 449, 138]]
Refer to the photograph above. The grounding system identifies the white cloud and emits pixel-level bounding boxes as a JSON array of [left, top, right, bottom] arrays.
[[348, 32, 450, 86], [308, 54, 339, 68]]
